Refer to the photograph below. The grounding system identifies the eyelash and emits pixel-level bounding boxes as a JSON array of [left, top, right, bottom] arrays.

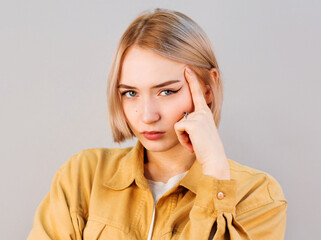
[[121, 88, 182, 98]]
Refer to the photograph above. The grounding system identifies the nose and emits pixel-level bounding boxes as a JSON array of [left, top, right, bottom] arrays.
[[140, 98, 161, 124]]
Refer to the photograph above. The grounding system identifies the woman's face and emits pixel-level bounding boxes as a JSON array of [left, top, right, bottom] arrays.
[[119, 46, 197, 152]]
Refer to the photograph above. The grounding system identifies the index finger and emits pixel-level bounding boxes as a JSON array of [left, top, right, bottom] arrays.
[[184, 67, 208, 111]]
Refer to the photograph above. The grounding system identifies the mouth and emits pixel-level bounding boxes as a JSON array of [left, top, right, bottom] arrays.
[[142, 131, 166, 140]]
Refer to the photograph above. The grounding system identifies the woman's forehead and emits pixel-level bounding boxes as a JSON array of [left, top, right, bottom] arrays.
[[119, 46, 186, 85]]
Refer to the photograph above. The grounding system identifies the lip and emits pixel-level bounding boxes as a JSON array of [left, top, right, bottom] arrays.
[[142, 131, 165, 140]]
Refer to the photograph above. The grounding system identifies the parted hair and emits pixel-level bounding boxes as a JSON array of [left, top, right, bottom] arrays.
[[107, 8, 224, 143]]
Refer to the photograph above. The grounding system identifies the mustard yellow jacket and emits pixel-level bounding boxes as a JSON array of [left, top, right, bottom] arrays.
[[28, 141, 287, 239]]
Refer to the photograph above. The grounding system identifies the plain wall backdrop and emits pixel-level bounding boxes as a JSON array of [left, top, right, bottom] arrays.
[[0, 0, 320, 239]]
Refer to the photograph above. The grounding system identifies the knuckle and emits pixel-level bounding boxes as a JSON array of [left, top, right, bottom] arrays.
[[199, 109, 208, 115], [174, 121, 183, 130], [189, 121, 197, 131]]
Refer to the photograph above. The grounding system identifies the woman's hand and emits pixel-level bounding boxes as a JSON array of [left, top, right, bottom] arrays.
[[174, 67, 230, 180]]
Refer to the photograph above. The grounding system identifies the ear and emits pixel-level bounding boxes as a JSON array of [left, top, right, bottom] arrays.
[[204, 68, 218, 105], [204, 85, 213, 105]]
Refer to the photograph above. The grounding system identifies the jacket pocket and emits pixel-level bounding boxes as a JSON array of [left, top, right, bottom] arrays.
[[83, 220, 106, 240], [83, 219, 131, 240]]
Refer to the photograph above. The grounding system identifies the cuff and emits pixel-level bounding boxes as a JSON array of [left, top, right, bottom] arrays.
[[194, 174, 236, 213]]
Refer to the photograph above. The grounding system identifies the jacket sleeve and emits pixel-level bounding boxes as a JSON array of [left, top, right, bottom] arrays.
[[28, 156, 87, 240], [178, 174, 287, 240]]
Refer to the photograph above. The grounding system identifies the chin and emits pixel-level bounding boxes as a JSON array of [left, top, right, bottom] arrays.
[[139, 137, 180, 153]]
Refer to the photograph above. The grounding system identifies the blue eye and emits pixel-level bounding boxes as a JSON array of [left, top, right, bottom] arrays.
[[160, 90, 174, 96], [121, 91, 137, 97], [160, 88, 182, 96]]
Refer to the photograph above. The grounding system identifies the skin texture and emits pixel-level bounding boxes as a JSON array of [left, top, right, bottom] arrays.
[[119, 46, 230, 182]]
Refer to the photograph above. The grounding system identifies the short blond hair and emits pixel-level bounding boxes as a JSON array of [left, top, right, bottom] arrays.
[[107, 8, 224, 143]]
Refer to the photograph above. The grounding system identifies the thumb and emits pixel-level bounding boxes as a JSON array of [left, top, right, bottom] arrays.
[[174, 121, 194, 153]]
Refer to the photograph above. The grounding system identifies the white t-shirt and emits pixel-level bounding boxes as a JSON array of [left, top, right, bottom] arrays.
[[146, 171, 188, 240]]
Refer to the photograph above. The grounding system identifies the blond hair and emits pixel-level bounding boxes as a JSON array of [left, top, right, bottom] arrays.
[[107, 8, 223, 143]]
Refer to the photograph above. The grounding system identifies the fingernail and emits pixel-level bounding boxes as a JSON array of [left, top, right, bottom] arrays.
[[185, 67, 192, 75]]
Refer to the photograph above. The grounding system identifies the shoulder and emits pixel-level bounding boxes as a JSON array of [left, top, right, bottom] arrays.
[[55, 146, 134, 184], [228, 159, 286, 215]]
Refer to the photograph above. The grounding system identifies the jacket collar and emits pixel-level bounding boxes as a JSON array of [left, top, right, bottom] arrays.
[[179, 159, 203, 194], [104, 140, 203, 194], [104, 140, 150, 191]]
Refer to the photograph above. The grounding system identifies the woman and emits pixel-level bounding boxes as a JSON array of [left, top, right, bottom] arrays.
[[28, 8, 287, 239]]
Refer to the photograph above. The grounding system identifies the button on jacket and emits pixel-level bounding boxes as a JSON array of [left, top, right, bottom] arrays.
[[28, 141, 287, 239]]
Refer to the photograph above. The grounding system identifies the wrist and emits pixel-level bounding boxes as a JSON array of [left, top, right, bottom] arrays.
[[202, 161, 230, 180]]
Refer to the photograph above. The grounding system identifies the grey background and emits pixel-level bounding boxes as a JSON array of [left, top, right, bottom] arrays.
[[0, 0, 320, 239]]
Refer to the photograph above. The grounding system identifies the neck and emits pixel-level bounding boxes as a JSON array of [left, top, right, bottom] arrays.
[[144, 143, 196, 183]]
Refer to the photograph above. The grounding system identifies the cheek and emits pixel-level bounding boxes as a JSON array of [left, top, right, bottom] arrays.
[[166, 91, 194, 124], [121, 101, 137, 125]]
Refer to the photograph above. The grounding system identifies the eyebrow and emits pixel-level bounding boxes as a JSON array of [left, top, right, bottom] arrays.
[[118, 80, 181, 90]]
